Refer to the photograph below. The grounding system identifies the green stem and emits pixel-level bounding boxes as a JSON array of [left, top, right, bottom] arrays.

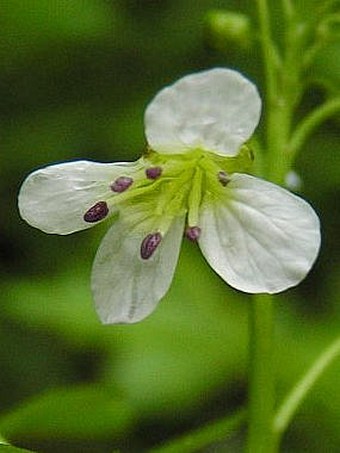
[[245, 3, 280, 452], [256, 0, 293, 186], [273, 336, 340, 448], [248, 2, 338, 452], [246, 294, 275, 453], [288, 97, 340, 161], [256, 0, 278, 106], [318, 0, 340, 16], [302, 41, 324, 69], [150, 408, 246, 453], [281, 0, 294, 23]]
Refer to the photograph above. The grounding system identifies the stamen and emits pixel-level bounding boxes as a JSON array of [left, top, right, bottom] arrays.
[[140, 232, 162, 259], [111, 176, 133, 193], [84, 201, 109, 223], [146, 166, 162, 180], [185, 226, 201, 242], [218, 170, 231, 186]]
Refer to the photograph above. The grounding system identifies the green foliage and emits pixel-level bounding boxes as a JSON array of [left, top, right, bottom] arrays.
[[0, 447, 32, 453], [1, 0, 339, 451], [0, 386, 134, 443]]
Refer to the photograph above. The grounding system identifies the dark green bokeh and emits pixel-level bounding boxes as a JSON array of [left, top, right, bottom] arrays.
[[1, 1, 339, 451]]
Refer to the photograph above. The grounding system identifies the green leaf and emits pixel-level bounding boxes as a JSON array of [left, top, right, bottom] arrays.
[[0, 446, 34, 452], [1, 269, 108, 349], [150, 408, 246, 453], [0, 385, 135, 444], [0, 447, 33, 452]]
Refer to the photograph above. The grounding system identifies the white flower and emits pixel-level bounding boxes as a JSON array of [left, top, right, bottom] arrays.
[[18, 68, 321, 324]]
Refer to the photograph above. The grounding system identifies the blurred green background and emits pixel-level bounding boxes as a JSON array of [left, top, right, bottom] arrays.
[[0, 1, 339, 452]]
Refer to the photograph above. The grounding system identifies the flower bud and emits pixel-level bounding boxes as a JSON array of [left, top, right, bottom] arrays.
[[285, 170, 302, 191], [206, 10, 252, 51]]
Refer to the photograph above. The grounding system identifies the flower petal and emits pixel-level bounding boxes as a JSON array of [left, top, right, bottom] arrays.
[[198, 174, 321, 294], [91, 216, 185, 324], [145, 68, 261, 156], [18, 160, 140, 235]]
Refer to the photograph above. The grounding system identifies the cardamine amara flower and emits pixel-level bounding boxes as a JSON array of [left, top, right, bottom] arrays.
[[18, 68, 321, 324]]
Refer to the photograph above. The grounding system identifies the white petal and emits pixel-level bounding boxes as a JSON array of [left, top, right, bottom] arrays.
[[145, 68, 261, 156], [198, 174, 321, 294], [91, 216, 185, 324], [18, 160, 139, 235]]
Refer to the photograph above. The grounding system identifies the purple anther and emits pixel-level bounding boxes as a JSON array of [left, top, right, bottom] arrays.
[[218, 170, 231, 186], [83, 201, 109, 223], [185, 226, 201, 242], [140, 232, 162, 260], [110, 176, 133, 193], [145, 166, 162, 180]]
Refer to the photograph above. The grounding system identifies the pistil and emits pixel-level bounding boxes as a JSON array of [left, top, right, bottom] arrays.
[[187, 168, 203, 227]]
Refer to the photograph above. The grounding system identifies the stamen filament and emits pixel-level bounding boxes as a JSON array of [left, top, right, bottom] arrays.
[[187, 168, 203, 227], [108, 178, 164, 206], [155, 170, 193, 216]]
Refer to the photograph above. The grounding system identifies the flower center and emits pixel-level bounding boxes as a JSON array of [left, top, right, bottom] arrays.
[[83, 146, 253, 258], [111, 147, 251, 229]]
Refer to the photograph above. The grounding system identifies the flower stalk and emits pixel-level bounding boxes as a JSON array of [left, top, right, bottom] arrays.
[[246, 295, 275, 453], [246, 1, 283, 450], [247, 0, 301, 450], [247, 0, 338, 451]]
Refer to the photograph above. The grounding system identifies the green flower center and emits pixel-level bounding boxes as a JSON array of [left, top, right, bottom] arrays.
[[108, 146, 253, 236]]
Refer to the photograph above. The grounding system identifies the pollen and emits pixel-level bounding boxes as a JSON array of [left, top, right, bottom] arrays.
[[185, 226, 201, 241], [84, 201, 109, 223], [146, 166, 163, 180], [140, 232, 162, 259], [111, 176, 133, 193], [218, 170, 231, 186]]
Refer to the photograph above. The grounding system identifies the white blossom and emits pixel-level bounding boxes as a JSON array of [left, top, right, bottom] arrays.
[[18, 68, 321, 324]]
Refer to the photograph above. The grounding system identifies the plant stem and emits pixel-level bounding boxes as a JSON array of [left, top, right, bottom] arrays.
[[245, 3, 280, 452], [256, 0, 278, 105], [288, 97, 340, 160], [256, 0, 292, 186], [248, 1, 339, 452], [272, 336, 340, 449], [282, 0, 294, 20], [246, 294, 275, 453], [150, 408, 246, 453]]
